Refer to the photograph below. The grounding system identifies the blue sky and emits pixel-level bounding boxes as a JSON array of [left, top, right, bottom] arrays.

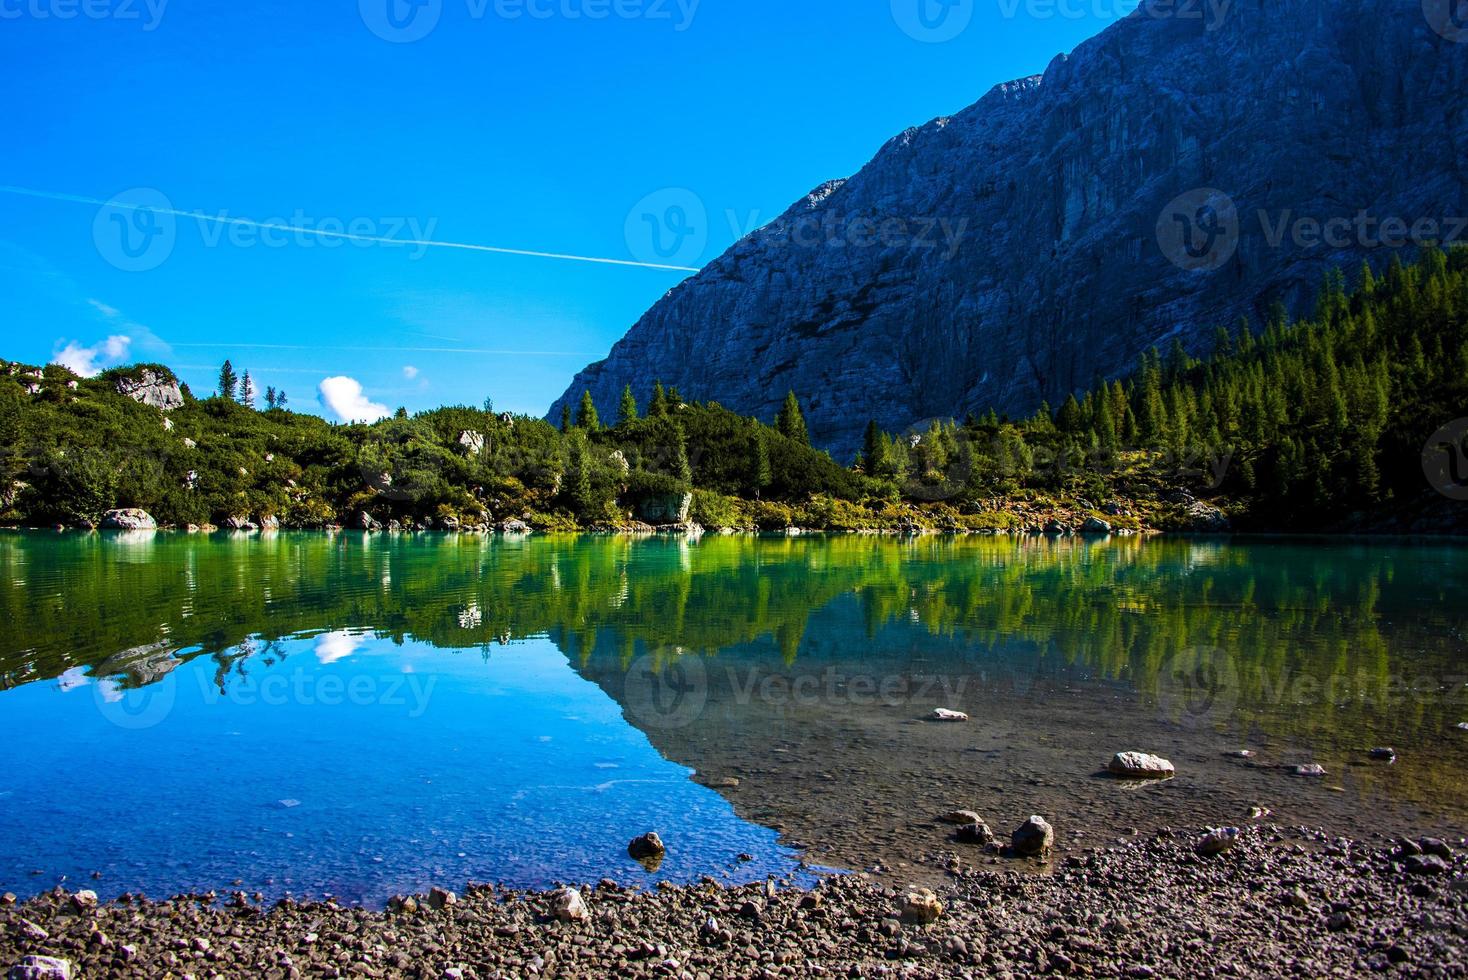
[[0, 0, 1131, 422]]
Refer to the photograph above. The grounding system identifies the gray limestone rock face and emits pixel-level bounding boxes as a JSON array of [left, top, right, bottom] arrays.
[[551, 0, 1468, 458], [115, 369, 184, 411]]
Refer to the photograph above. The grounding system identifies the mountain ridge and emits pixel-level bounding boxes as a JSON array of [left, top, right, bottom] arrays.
[[551, 0, 1468, 457]]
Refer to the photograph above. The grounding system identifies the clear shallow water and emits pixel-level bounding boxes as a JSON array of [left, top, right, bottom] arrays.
[[1, 531, 1466, 902]]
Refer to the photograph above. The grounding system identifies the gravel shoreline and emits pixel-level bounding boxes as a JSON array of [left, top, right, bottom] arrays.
[[3, 825, 1465, 979]]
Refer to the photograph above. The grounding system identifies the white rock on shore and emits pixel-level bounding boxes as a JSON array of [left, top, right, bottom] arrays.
[[1108, 752, 1176, 779], [552, 887, 589, 922]]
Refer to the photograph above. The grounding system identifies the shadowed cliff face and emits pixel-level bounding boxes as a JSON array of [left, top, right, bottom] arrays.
[[550, 0, 1468, 457]]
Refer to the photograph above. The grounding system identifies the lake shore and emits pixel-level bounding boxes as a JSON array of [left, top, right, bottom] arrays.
[[3, 825, 1463, 979]]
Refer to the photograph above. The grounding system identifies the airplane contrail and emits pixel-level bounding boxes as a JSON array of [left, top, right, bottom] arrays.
[[172, 342, 600, 356], [0, 184, 703, 273]]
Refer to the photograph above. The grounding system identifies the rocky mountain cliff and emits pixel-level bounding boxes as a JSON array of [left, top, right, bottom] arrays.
[[552, 0, 1468, 457]]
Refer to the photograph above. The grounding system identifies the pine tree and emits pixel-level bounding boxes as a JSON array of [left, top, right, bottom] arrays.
[[649, 382, 669, 417], [673, 426, 692, 483], [618, 385, 639, 426], [1056, 394, 1083, 433], [217, 360, 238, 401], [576, 390, 600, 431], [560, 403, 572, 433], [862, 420, 889, 476], [775, 391, 809, 445], [276, 390, 288, 409], [752, 428, 771, 499], [265, 386, 278, 410], [239, 371, 256, 409]]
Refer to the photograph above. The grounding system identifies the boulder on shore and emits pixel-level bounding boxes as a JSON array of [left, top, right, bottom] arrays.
[[939, 809, 983, 825], [1012, 816, 1055, 856], [7, 956, 74, 980], [101, 508, 156, 531], [1108, 752, 1176, 779], [1197, 827, 1241, 857], [956, 821, 996, 846], [900, 888, 943, 925], [552, 887, 589, 922]]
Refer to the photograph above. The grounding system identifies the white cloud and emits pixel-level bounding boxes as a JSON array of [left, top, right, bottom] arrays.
[[402, 365, 419, 380], [318, 375, 390, 423], [52, 334, 132, 377], [314, 630, 365, 665]]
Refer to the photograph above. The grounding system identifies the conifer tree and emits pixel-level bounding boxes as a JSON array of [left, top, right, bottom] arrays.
[[239, 371, 256, 409], [752, 428, 771, 498], [776, 391, 809, 446], [576, 391, 599, 431], [618, 385, 639, 426], [649, 382, 669, 417], [217, 360, 238, 401]]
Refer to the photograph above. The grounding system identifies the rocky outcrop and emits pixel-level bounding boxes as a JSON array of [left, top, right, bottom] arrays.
[[114, 369, 183, 411], [457, 431, 485, 456], [101, 508, 156, 530], [633, 492, 692, 525], [551, 0, 1468, 457]]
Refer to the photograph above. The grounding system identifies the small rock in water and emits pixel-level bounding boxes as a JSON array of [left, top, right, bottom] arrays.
[[7, 957, 73, 980], [69, 890, 98, 912], [1248, 806, 1272, 820], [900, 888, 943, 924], [956, 821, 996, 846], [1368, 747, 1397, 762], [628, 832, 667, 860], [552, 887, 590, 922], [1458, 722, 1468, 731], [939, 809, 983, 825], [0, 893, 14, 906], [1011, 816, 1055, 856], [1108, 752, 1176, 779], [1196, 827, 1241, 857], [930, 708, 969, 722], [275, 799, 301, 809], [1225, 750, 1256, 759], [1291, 764, 1327, 777]]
